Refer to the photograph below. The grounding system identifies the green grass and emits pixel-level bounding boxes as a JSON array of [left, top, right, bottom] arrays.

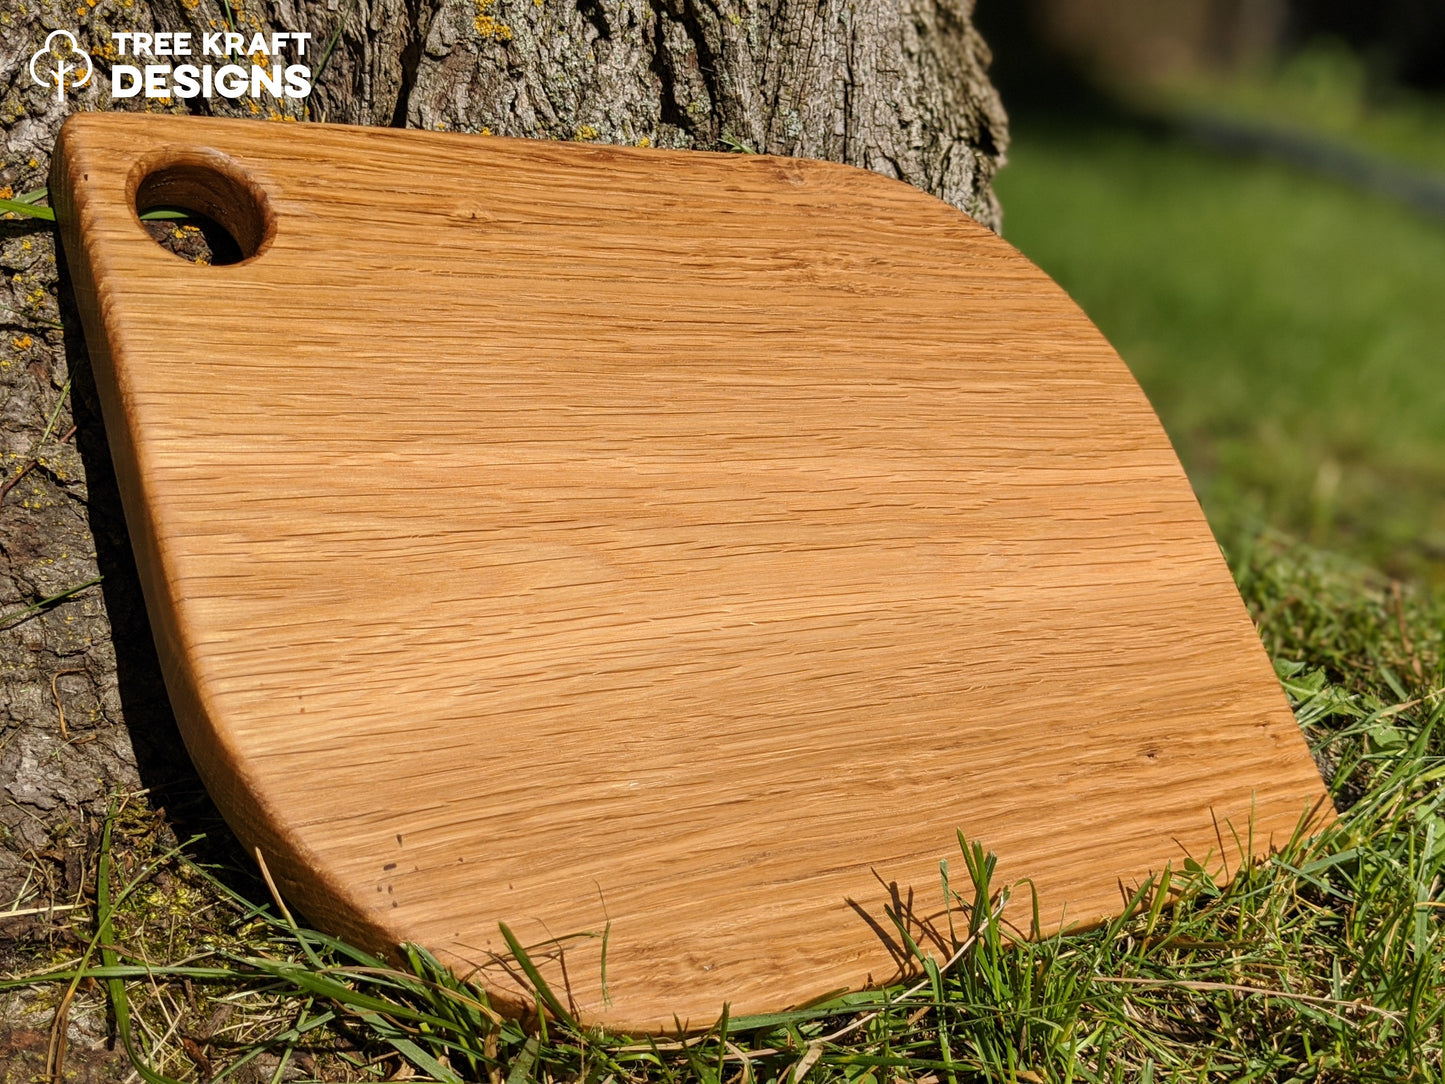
[[2, 531, 1442, 1082], [992, 119, 1445, 585], [1142, 42, 1445, 177]]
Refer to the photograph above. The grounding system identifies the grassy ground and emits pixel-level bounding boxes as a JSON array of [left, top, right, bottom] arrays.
[[992, 118, 1445, 587], [1142, 42, 1445, 177], [1, 531, 1441, 1082]]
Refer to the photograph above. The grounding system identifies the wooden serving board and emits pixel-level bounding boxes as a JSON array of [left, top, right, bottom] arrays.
[[52, 113, 1330, 1032]]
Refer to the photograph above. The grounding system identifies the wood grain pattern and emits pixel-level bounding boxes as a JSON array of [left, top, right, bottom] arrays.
[[51, 113, 1330, 1033]]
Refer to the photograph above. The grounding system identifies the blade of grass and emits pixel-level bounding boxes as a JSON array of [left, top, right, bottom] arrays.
[[36, 378, 72, 447], [506, 1035, 539, 1084], [97, 812, 190, 1084], [310, 0, 356, 97], [1, 198, 54, 221], [0, 303, 63, 330], [0, 576, 103, 629], [498, 921, 580, 1032]]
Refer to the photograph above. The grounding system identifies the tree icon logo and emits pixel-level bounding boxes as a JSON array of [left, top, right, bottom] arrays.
[[29, 31, 93, 103]]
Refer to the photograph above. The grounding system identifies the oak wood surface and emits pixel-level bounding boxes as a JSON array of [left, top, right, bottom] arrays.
[[51, 113, 1330, 1032]]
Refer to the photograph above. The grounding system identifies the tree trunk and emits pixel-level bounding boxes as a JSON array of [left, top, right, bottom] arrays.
[[0, 0, 1006, 1037]]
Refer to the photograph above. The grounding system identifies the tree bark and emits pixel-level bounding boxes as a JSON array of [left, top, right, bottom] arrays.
[[0, 0, 1006, 1010], [7, 0, 1007, 220]]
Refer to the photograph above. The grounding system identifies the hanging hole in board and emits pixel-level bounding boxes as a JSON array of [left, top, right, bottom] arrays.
[[133, 155, 273, 267]]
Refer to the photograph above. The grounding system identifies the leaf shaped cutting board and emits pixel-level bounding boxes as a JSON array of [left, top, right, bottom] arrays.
[[51, 113, 1330, 1032]]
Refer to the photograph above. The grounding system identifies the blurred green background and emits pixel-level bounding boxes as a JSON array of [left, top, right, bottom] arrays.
[[974, 0, 1445, 589]]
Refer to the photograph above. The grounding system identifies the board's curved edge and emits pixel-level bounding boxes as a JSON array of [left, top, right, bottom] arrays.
[[50, 113, 458, 994]]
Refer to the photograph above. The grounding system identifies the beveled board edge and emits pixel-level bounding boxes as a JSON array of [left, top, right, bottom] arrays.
[[50, 115, 412, 976]]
